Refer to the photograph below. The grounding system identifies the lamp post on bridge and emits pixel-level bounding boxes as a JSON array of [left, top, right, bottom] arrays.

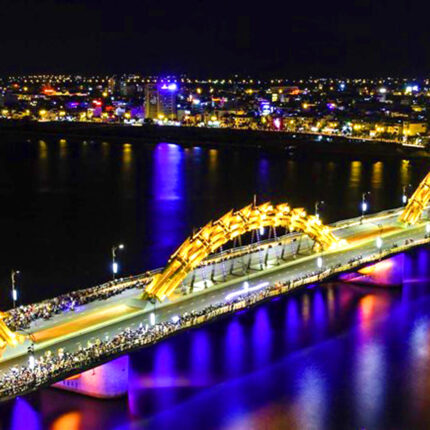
[[361, 191, 370, 223], [402, 185, 410, 206], [315, 200, 324, 220], [111, 244, 125, 280], [11, 269, 20, 309], [376, 232, 383, 258], [28, 342, 35, 370], [316, 255, 323, 270]]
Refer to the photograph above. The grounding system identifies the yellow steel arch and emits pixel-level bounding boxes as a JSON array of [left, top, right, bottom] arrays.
[[400, 171, 430, 224], [0, 312, 26, 357], [144, 202, 344, 301]]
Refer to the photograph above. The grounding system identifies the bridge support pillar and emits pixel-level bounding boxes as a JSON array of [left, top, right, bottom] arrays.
[[52, 355, 129, 399], [189, 274, 195, 294], [210, 265, 216, 283]]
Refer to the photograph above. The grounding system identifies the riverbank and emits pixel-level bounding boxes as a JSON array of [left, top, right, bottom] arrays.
[[0, 120, 428, 158]]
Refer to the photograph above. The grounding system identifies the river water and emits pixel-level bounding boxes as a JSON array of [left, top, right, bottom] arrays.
[[0, 137, 430, 429]]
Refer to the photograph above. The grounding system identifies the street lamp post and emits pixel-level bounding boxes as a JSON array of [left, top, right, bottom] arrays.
[[316, 253, 323, 280], [376, 235, 383, 257], [402, 184, 412, 206], [315, 201, 325, 220], [361, 192, 370, 223], [11, 269, 20, 308], [28, 343, 35, 370], [111, 244, 124, 280], [402, 186, 407, 205]]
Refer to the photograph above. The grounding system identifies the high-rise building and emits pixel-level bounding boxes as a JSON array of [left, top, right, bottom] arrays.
[[144, 82, 178, 120], [144, 83, 159, 120], [107, 76, 116, 94]]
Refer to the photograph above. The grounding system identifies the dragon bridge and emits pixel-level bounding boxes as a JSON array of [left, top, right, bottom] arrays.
[[144, 201, 344, 301], [400, 171, 430, 225]]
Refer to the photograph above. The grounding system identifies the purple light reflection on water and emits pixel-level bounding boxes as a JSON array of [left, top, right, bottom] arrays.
[[148, 143, 187, 266], [257, 157, 270, 198], [190, 331, 212, 386], [353, 295, 387, 427], [10, 397, 41, 430], [224, 319, 245, 377], [311, 289, 327, 340], [153, 343, 177, 387], [285, 297, 300, 349], [252, 307, 272, 367], [152, 143, 184, 202]]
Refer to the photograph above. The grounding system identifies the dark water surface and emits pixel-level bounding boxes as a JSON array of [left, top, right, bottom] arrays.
[[0, 138, 428, 303], [1, 138, 430, 429]]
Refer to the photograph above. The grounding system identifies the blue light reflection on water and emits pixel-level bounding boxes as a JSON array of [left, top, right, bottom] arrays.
[[10, 397, 41, 430], [190, 331, 212, 387], [147, 143, 187, 267]]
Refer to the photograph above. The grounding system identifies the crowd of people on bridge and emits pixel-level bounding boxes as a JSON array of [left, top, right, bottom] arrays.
[[3, 275, 153, 331], [0, 238, 422, 400], [0, 272, 309, 400]]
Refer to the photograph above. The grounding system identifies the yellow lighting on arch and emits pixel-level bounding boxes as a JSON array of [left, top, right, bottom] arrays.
[[400, 170, 430, 224], [0, 312, 26, 357], [143, 202, 344, 301]]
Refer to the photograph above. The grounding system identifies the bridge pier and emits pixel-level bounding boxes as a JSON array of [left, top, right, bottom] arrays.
[[52, 355, 129, 399]]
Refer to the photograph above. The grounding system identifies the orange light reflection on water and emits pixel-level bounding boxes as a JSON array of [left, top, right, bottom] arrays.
[[359, 295, 377, 322], [50, 411, 82, 430]]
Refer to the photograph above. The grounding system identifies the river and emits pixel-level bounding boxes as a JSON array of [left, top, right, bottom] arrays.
[[0, 137, 430, 429]]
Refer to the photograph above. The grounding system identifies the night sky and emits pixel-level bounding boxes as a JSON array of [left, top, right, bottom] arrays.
[[1, 0, 428, 76]]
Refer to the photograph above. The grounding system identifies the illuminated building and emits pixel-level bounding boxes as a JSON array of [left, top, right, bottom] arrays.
[[144, 82, 178, 120], [107, 76, 116, 93]]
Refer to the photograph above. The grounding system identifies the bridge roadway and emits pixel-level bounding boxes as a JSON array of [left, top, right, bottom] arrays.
[[0, 207, 428, 376]]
